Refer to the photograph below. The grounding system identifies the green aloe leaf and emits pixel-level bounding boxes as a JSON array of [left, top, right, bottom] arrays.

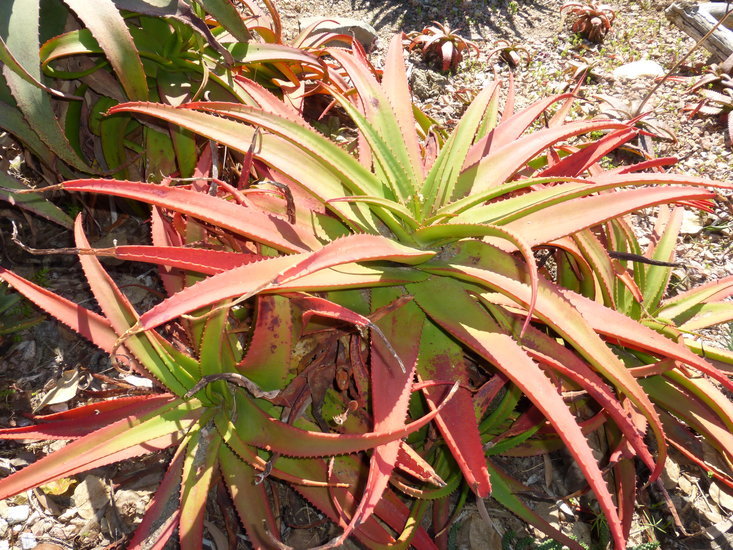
[[63, 0, 148, 100], [179, 414, 222, 550], [0, 172, 73, 228], [198, 0, 251, 44], [0, 0, 91, 171]]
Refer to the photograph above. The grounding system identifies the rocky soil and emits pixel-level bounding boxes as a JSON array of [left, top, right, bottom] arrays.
[[0, 0, 732, 549]]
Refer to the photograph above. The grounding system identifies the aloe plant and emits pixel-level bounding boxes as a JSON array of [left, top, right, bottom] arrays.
[[1, 34, 732, 549], [0, 0, 326, 182], [405, 21, 479, 72]]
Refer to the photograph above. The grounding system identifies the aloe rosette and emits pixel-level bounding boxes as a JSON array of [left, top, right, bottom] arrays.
[[2, 35, 733, 549]]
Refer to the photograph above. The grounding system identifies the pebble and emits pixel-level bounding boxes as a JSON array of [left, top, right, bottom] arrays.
[[612, 60, 666, 80], [680, 209, 704, 235], [19, 532, 37, 550], [4, 505, 30, 525]]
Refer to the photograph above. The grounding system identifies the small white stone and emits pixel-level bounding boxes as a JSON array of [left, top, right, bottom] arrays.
[[680, 209, 705, 235], [19, 532, 36, 550], [4, 505, 29, 524], [612, 60, 665, 80]]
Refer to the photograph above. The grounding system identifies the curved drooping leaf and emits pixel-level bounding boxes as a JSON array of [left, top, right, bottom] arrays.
[[0, 267, 120, 356], [135, 234, 433, 331], [62, 179, 321, 252], [62, 0, 148, 100], [410, 276, 626, 550], [74, 217, 194, 394]]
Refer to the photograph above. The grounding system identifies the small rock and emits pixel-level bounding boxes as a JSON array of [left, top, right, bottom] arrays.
[[468, 511, 504, 549], [612, 60, 665, 80], [710, 482, 733, 512], [19, 532, 36, 550], [678, 474, 694, 495], [298, 17, 377, 50], [0, 517, 8, 538], [72, 475, 110, 521], [4, 504, 29, 524], [662, 457, 680, 490], [680, 209, 704, 235]]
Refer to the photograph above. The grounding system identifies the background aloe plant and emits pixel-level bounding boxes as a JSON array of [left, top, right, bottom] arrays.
[[0, 0, 328, 183], [1, 17, 733, 550]]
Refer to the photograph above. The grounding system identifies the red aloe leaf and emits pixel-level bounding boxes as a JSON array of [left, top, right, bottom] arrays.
[[225, 383, 457, 458], [0, 267, 121, 356], [614, 449, 638, 540], [127, 436, 187, 550], [112, 245, 260, 274], [504, 186, 716, 247], [0, 395, 175, 440], [463, 93, 571, 168], [331, 289, 423, 542], [62, 179, 319, 253], [396, 442, 446, 486], [565, 291, 733, 392], [410, 276, 626, 549], [138, 234, 433, 331], [418, 319, 492, 497], [460, 119, 629, 196], [0, 397, 200, 501], [539, 128, 638, 177]]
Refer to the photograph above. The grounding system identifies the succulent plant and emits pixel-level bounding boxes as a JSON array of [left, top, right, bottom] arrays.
[[561, 0, 616, 43], [486, 39, 532, 69], [405, 22, 479, 72]]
